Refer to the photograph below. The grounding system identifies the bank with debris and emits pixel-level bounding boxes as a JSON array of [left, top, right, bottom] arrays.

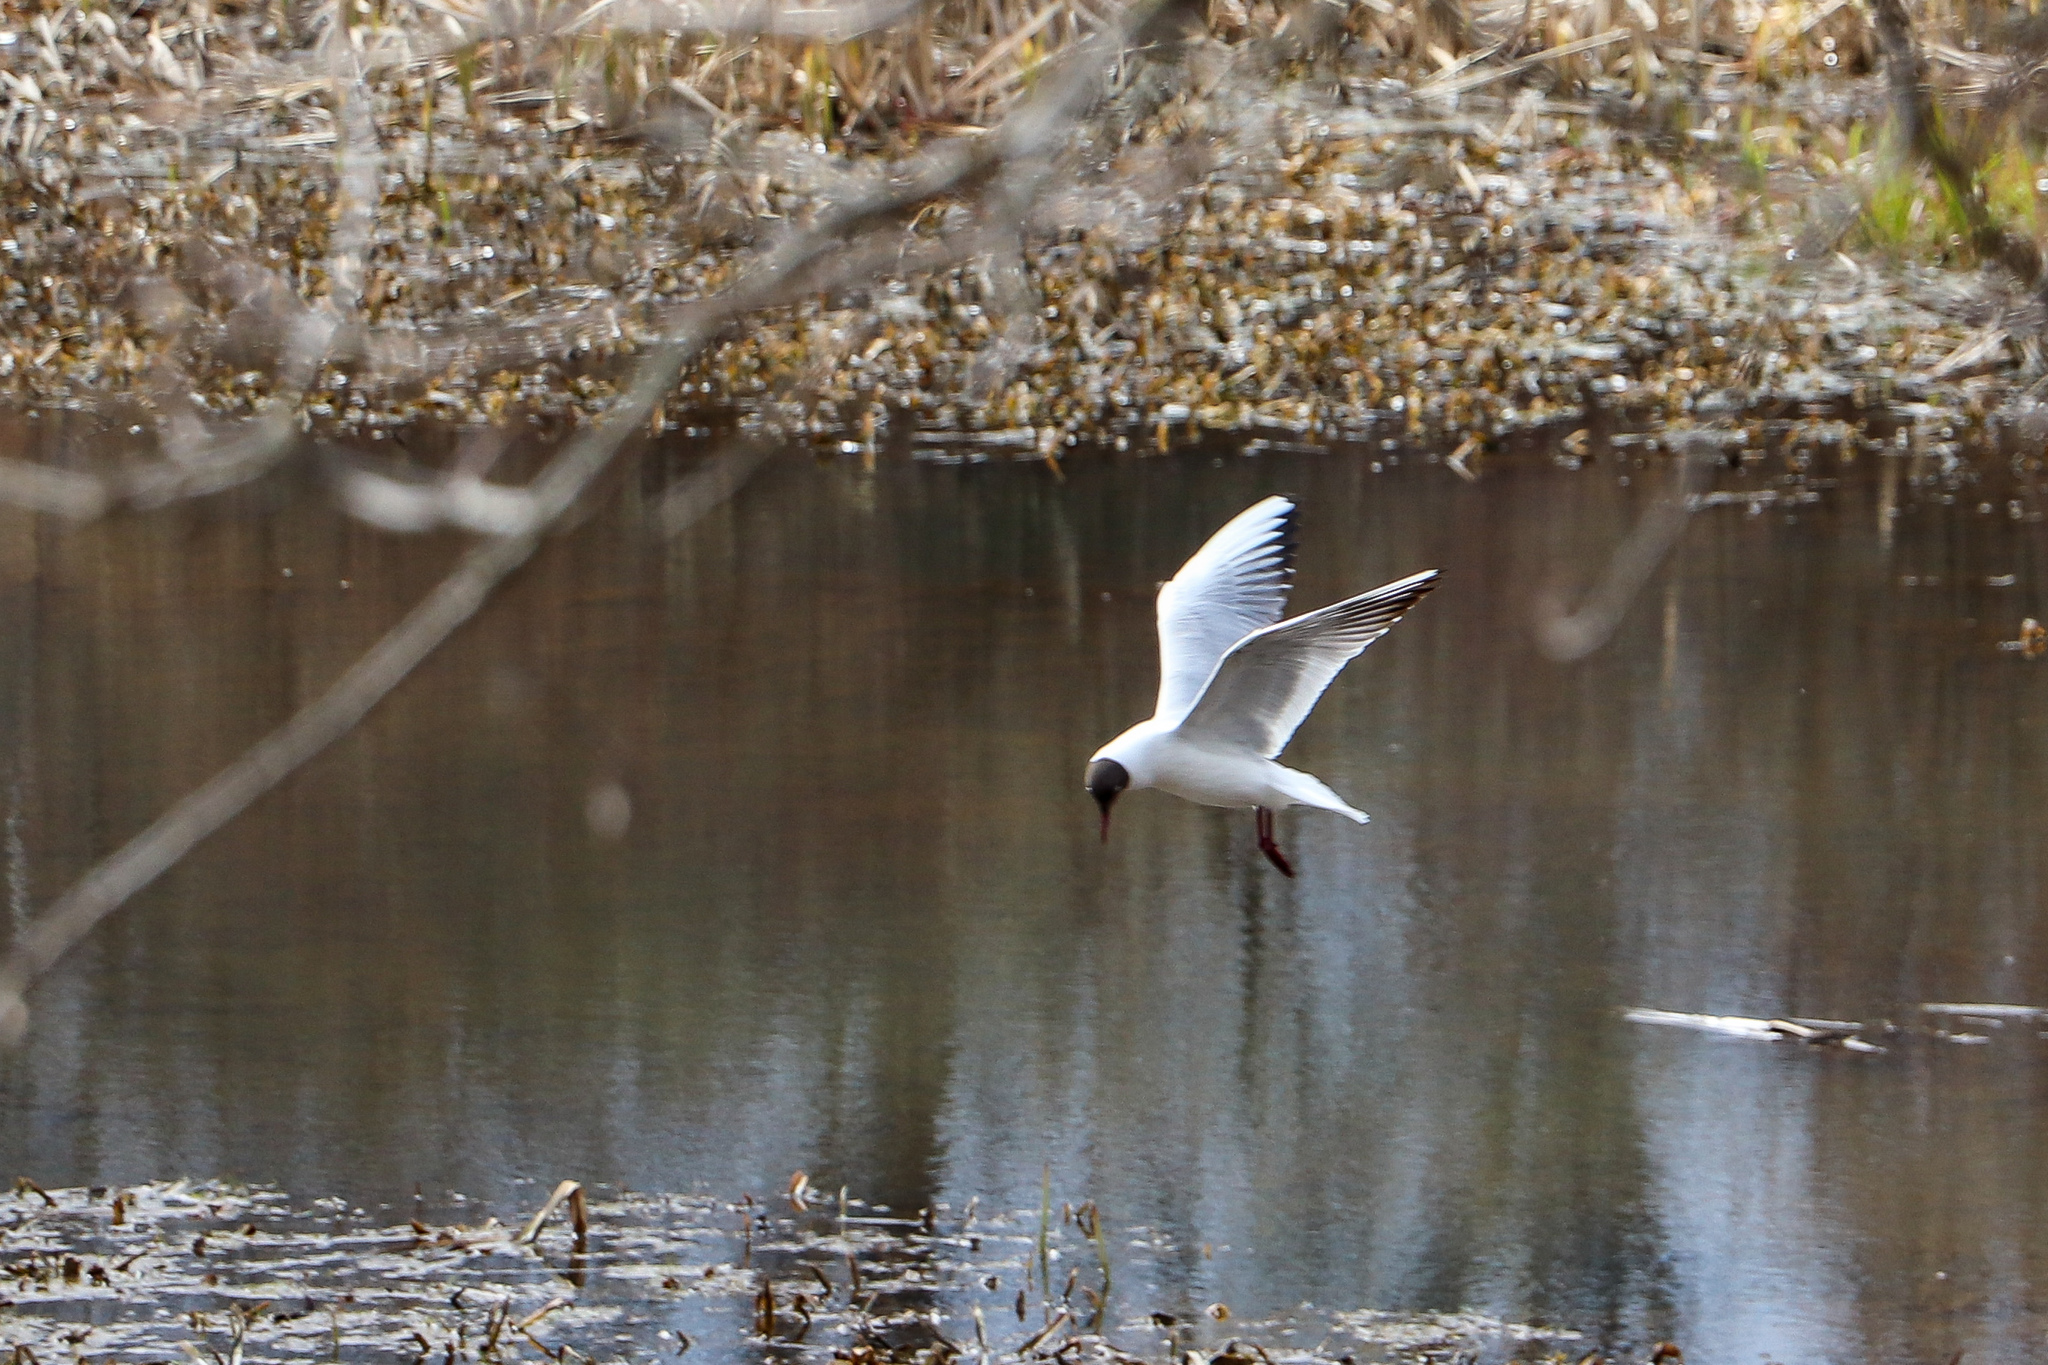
[[0, 0, 2027, 464]]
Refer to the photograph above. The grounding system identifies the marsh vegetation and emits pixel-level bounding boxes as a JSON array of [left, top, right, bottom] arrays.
[[6, 0, 2048, 1357], [0, 1178, 1607, 1365]]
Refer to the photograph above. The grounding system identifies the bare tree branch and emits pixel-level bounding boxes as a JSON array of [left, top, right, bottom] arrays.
[[1533, 435, 1719, 662], [657, 442, 779, 536], [0, 0, 1200, 1045], [0, 459, 112, 521]]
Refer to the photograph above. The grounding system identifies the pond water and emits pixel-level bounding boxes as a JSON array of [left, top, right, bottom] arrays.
[[2, 424, 2047, 1363]]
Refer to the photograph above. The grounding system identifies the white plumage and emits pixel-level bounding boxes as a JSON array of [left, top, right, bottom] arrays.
[[1085, 495, 1438, 876]]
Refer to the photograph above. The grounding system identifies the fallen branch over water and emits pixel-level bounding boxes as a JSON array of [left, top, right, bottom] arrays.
[[1624, 1007, 1889, 1052], [1627, 1001, 2048, 1051]]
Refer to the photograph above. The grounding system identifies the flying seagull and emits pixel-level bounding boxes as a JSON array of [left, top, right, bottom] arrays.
[[1084, 495, 1438, 877]]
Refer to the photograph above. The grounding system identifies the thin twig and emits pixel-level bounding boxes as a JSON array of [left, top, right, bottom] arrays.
[[1416, 28, 1629, 97], [1533, 434, 1720, 661]]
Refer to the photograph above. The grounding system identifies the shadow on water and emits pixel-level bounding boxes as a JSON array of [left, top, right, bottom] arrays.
[[1, 421, 2047, 1361]]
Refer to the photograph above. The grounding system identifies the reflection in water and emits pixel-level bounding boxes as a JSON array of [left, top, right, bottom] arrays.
[[1, 437, 2046, 1362]]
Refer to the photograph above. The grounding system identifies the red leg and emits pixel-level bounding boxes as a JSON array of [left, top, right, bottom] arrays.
[[1255, 807, 1296, 877]]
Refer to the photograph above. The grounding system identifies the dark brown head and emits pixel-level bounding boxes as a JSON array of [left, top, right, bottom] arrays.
[[1085, 758, 1129, 843]]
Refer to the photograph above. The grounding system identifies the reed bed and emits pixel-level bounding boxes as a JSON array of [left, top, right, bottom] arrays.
[[0, 1178, 1609, 1364], [0, 0, 1891, 159], [0, 0, 2033, 456]]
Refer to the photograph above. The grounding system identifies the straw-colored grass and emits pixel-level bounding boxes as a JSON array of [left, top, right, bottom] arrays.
[[0, 0, 1920, 161]]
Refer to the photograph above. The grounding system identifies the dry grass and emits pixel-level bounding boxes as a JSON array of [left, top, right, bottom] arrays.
[[0, 0, 2015, 439], [0, 0, 1920, 166]]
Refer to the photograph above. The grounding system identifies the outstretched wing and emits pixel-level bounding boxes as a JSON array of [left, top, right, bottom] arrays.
[[1155, 496, 1298, 723], [1177, 569, 1440, 757]]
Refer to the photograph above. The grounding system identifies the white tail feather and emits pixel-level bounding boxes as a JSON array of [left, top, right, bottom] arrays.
[[1282, 768, 1368, 823]]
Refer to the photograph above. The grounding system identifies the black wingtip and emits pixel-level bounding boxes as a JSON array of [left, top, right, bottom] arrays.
[[1385, 568, 1442, 606], [1325, 568, 1442, 630], [1271, 497, 1301, 585]]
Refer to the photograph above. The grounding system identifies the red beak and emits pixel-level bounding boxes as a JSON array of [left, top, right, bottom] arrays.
[[1099, 807, 1112, 844]]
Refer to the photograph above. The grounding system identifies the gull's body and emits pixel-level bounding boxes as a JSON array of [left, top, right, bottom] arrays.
[[1085, 496, 1438, 875], [1089, 717, 1363, 815]]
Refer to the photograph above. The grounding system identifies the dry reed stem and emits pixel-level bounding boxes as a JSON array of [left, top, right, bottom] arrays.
[[1416, 24, 1628, 95], [518, 1179, 586, 1243]]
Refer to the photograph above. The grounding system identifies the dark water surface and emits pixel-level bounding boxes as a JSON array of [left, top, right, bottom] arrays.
[[3, 431, 2047, 1362]]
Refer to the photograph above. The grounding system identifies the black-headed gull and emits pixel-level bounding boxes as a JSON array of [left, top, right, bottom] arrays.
[[1085, 495, 1438, 876]]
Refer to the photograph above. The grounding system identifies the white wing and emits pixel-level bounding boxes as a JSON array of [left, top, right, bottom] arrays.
[[1154, 496, 1298, 722], [1177, 569, 1440, 757]]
